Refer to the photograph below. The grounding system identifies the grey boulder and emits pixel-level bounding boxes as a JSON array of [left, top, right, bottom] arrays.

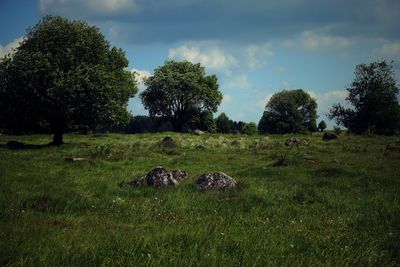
[[128, 166, 188, 188], [194, 172, 237, 190]]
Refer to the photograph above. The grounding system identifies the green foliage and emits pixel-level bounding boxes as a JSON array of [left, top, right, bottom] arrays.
[[199, 111, 217, 133], [140, 60, 222, 132], [258, 89, 318, 134], [216, 112, 231, 133], [0, 16, 138, 144], [0, 133, 399, 266], [241, 122, 258, 135], [318, 120, 327, 132], [329, 60, 400, 135]]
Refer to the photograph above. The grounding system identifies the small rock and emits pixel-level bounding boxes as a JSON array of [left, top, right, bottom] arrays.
[[194, 172, 237, 190], [65, 157, 86, 161], [285, 138, 308, 146], [170, 169, 188, 181], [161, 136, 176, 146], [323, 132, 338, 140], [6, 140, 25, 149], [193, 129, 205, 135], [386, 143, 400, 152]]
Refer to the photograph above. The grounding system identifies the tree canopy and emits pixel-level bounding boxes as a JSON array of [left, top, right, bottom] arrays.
[[258, 89, 318, 134], [329, 60, 399, 135], [318, 120, 327, 132], [0, 16, 138, 144], [140, 60, 222, 132]]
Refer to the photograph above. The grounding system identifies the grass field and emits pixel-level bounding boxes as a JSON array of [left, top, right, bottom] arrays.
[[0, 132, 399, 266]]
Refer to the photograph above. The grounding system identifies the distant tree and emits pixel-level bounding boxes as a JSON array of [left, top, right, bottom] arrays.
[[140, 60, 222, 132], [125, 115, 173, 134], [329, 60, 400, 135], [230, 120, 245, 134], [0, 16, 137, 145], [318, 120, 327, 132], [199, 111, 217, 133], [258, 89, 318, 134], [216, 112, 231, 133], [242, 122, 258, 135]]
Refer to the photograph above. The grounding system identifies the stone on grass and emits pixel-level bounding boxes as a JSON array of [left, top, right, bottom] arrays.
[[193, 129, 205, 135], [323, 132, 338, 140], [285, 138, 308, 146], [127, 166, 188, 188], [65, 157, 86, 162], [194, 172, 237, 190], [161, 136, 176, 146]]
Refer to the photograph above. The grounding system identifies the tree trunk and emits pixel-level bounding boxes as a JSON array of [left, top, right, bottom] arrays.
[[50, 123, 65, 146]]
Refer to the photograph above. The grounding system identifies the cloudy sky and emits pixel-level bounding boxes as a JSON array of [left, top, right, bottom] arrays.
[[1, 0, 399, 127]]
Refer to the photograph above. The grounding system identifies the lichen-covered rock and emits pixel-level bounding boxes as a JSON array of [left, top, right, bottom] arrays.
[[323, 132, 338, 140], [285, 138, 308, 146], [127, 167, 188, 188], [170, 170, 188, 181], [194, 172, 237, 190]]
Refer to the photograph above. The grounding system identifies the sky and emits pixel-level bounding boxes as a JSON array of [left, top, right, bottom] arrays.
[[1, 0, 400, 128]]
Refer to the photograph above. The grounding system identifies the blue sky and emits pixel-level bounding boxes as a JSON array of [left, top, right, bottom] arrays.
[[1, 0, 399, 128]]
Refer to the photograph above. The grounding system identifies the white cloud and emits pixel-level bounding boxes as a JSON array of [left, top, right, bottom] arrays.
[[0, 37, 24, 58], [307, 89, 348, 114], [223, 74, 251, 90], [300, 31, 351, 51], [131, 68, 151, 84], [168, 44, 237, 70], [39, 0, 137, 15], [245, 43, 274, 69], [379, 41, 400, 56]]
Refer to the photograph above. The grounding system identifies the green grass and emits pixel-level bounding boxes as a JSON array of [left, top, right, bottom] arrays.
[[0, 132, 399, 266]]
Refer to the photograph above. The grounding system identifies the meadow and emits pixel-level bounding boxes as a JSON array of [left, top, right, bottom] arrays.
[[0, 132, 399, 266]]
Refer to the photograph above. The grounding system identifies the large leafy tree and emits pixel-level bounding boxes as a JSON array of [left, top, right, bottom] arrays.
[[258, 89, 317, 134], [0, 16, 138, 144], [140, 60, 222, 132], [329, 60, 400, 135]]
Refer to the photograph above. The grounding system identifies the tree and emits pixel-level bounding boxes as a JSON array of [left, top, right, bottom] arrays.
[[198, 111, 217, 133], [258, 89, 318, 134], [318, 120, 327, 132], [242, 122, 258, 135], [140, 60, 222, 132], [216, 112, 231, 133], [329, 60, 400, 135], [0, 16, 137, 145]]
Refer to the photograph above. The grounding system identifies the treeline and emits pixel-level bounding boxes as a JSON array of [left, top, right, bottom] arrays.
[[121, 113, 258, 135], [1, 16, 399, 145]]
